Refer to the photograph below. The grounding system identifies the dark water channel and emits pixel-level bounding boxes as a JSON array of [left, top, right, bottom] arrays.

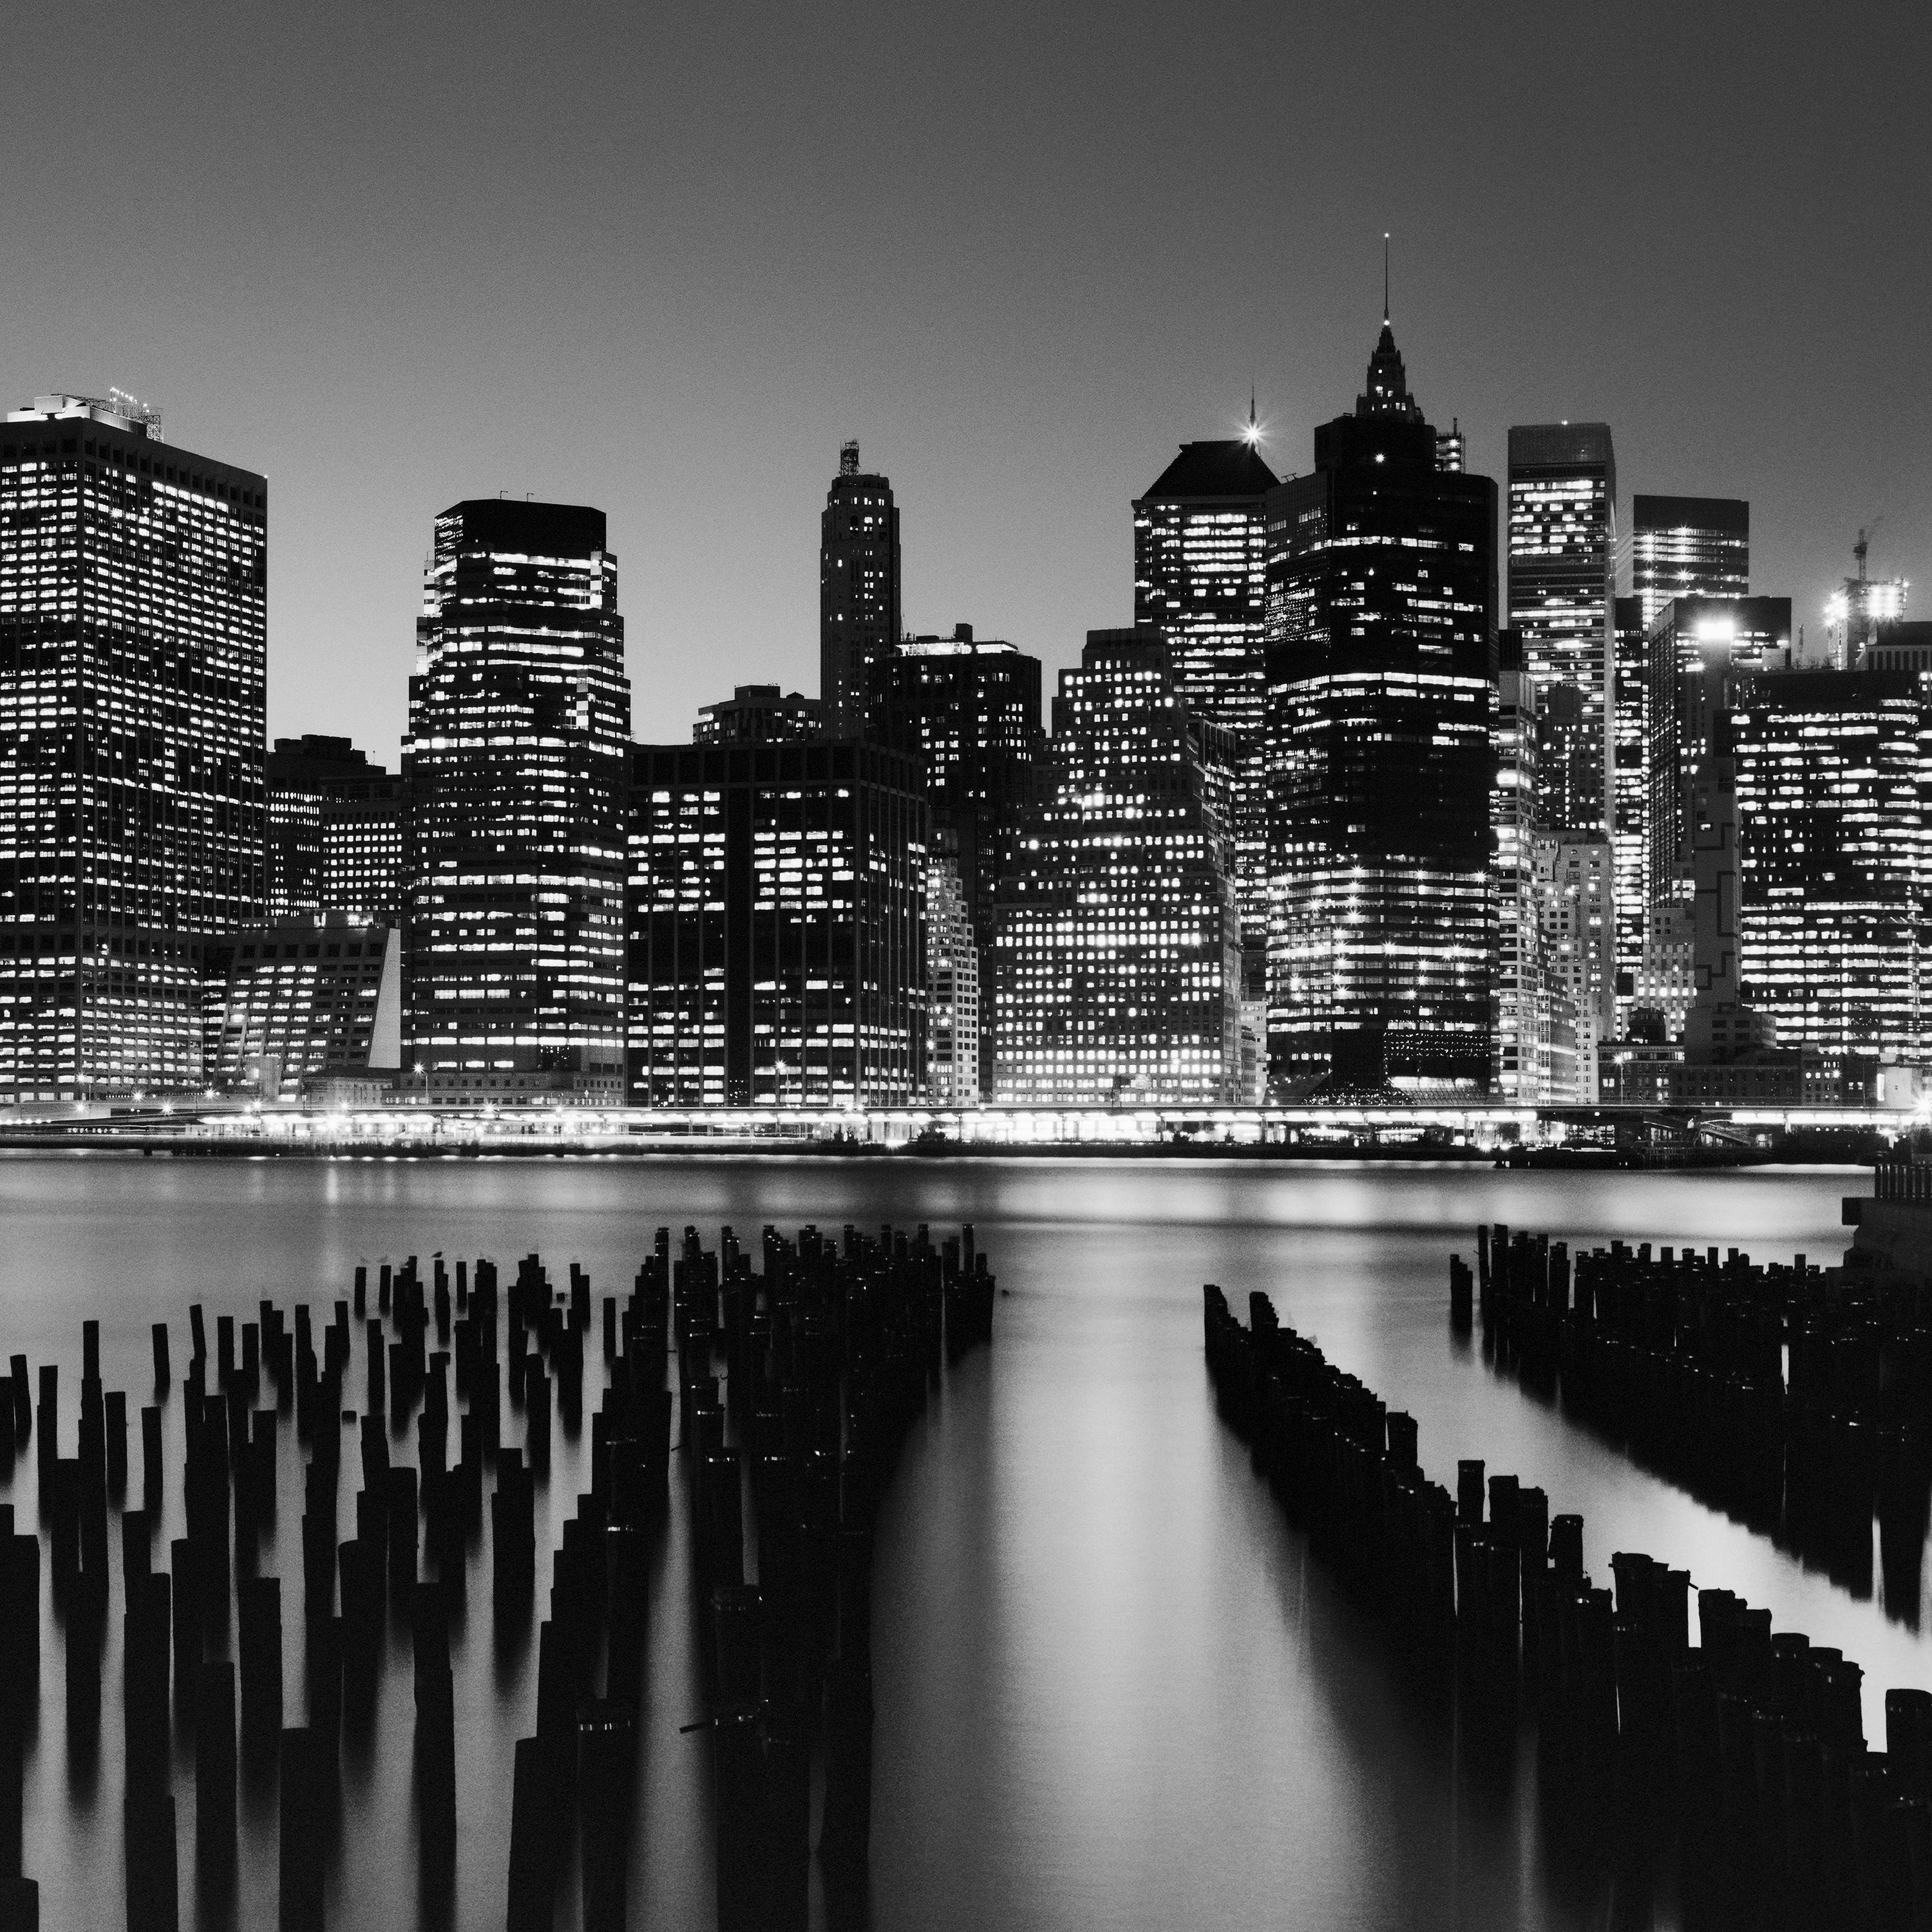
[[0, 1153, 1909, 1929]]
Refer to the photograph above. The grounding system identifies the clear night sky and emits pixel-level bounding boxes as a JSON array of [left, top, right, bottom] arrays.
[[5, 1, 1927, 761]]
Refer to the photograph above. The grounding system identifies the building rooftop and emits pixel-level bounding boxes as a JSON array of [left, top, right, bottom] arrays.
[[1137, 440, 1279, 502]]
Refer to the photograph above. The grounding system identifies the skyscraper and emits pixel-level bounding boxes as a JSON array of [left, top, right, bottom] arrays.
[[925, 840, 980, 1105], [404, 499, 630, 1102], [1730, 668, 1928, 1065], [1508, 422, 1616, 830], [1132, 437, 1276, 964], [867, 625, 1041, 1092], [1491, 636, 1548, 1100], [1263, 319, 1497, 1095], [266, 735, 399, 918], [694, 686, 821, 744], [992, 628, 1240, 1104], [1611, 594, 1649, 1023], [0, 393, 266, 1100], [625, 737, 927, 1106], [1629, 495, 1748, 629], [819, 441, 901, 739]]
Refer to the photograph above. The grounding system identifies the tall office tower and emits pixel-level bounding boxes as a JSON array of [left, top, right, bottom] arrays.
[[266, 735, 399, 917], [1823, 530, 1909, 669], [1629, 495, 1748, 628], [1533, 833, 1615, 1101], [0, 393, 266, 1100], [1491, 638, 1548, 1100], [694, 685, 821, 744], [1132, 438, 1276, 966], [201, 914, 401, 1100], [1533, 682, 1598, 833], [925, 841, 980, 1104], [1611, 596, 1649, 1025], [1730, 668, 1928, 1065], [1508, 423, 1616, 831], [1644, 596, 1794, 934], [992, 628, 1240, 1104], [625, 738, 927, 1106], [1263, 318, 1497, 1095], [867, 624, 1041, 1093], [404, 500, 630, 1102], [819, 441, 901, 739]]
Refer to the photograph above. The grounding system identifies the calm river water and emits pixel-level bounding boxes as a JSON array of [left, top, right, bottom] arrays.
[[0, 1153, 1907, 1929]]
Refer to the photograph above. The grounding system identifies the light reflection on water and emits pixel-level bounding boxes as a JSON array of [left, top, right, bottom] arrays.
[[0, 1153, 1899, 1929]]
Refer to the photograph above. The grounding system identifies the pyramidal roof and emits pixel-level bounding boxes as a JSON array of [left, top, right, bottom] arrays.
[[1355, 317, 1423, 422], [1137, 439, 1280, 502]]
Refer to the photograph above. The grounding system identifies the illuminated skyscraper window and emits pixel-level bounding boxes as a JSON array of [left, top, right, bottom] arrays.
[[992, 628, 1240, 1105], [625, 738, 927, 1106], [820, 441, 901, 739], [1264, 321, 1496, 1095], [1628, 495, 1748, 630], [0, 393, 266, 1099], [1611, 595, 1649, 1027], [925, 844, 980, 1105], [1508, 423, 1616, 832], [404, 499, 630, 1103], [1132, 439, 1276, 966]]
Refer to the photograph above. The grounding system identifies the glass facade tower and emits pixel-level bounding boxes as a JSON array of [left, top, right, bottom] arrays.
[[819, 440, 901, 739], [1132, 440, 1277, 960], [1629, 495, 1748, 629], [0, 393, 266, 1099], [403, 499, 630, 1102], [1508, 423, 1616, 831], [1263, 323, 1497, 1095]]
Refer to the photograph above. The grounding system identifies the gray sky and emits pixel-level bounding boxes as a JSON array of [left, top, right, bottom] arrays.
[[5, 0, 1926, 759]]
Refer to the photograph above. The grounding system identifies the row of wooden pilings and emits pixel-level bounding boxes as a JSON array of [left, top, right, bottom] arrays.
[[1454, 1222, 1932, 1618], [0, 1222, 996, 1931], [1206, 1279, 1932, 1932]]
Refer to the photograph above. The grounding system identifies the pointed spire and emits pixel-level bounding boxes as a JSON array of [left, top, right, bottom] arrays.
[[1383, 232, 1390, 323]]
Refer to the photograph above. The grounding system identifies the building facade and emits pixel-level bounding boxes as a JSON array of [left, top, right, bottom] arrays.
[[925, 844, 980, 1105], [1508, 422, 1616, 833], [0, 393, 266, 1099], [1132, 439, 1277, 961], [202, 914, 401, 1098], [267, 734, 400, 919], [992, 629, 1240, 1104], [819, 441, 901, 739], [1492, 646, 1548, 1100], [625, 738, 927, 1107], [1730, 668, 1929, 1064], [1611, 595, 1649, 1027], [695, 685, 821, 744], [403, 499, 630, 1102], [1263, 321, 1496, 1095], [1628, 495, 1749, 629], [867, 625, 1041, 1094]]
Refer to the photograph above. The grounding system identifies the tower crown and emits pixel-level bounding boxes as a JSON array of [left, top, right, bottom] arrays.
[[1356, 319, 1423, 422]]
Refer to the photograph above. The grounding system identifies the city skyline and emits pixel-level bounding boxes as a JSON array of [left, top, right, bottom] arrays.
[[1, 5, 1924, 766]]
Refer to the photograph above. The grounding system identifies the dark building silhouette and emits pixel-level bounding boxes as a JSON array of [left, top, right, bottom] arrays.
[[1508, 422, 1616, 831], [404, 498, 630, 1101], [1262, 319, 1497, 1095], [625, 739, 926, 1106], [1629, 494, 1748, 629], [993, 627, 1240, 1104], [0, 393, 266, 1099], [867, 624, 1042, 1094], [819, 440, 901, 739], [266, 735, 399, 920], [1133, 437, 1277, 965], [695, 685, 821, 744]]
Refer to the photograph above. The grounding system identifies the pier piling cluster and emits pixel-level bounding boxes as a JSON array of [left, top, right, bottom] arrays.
[[1457, 1222, 1932, 1619], [0, 1218, 995, 1929], [1206, 1279, 1932, 1929]]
